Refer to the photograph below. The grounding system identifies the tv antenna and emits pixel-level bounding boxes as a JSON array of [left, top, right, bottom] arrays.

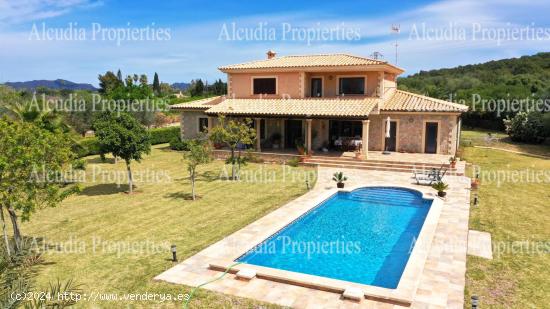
[[391, 24, 400, 65], [370, 51, 384, 60]]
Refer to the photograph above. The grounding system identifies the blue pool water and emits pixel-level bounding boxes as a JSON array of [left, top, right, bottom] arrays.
[[236, 187, 432, 288]]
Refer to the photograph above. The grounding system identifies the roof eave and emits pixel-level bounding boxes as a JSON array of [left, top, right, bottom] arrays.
[[219, 64, 404, 74]]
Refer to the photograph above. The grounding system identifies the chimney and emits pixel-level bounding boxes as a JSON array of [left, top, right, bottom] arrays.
[[266, 50, 276, 59]]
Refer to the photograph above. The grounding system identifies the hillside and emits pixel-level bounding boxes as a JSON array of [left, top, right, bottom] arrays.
[[3, 79, 97, 91], [398, 52, 550, 128]]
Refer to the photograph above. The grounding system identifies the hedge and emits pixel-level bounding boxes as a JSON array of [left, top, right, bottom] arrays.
[[75, 127, 180, 158], [74, 137, 101, 158], [149, 126, 180, 145]]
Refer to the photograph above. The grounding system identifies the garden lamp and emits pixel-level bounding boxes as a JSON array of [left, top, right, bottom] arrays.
[[171, 244, 177, 262]]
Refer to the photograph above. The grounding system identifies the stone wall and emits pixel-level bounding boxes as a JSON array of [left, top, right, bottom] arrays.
[[368, 113, 460, 155]]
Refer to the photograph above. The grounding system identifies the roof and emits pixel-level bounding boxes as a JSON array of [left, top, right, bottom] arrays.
[[169, 91, 468, 116], [204, 97, 380, 118], [170, 96, 222, 110], [219, 54, 404, 73], [381, 90, 469, 112]]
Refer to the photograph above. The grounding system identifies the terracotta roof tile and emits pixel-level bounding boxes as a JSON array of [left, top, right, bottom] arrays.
[[381, 90, 468, 112], [219, 54, 403, 72], [170, 96, 223, 110], [204, 97, 380, 117]]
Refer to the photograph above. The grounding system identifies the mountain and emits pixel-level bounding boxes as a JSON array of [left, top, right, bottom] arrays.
[[397, 52, 550, 129], [171, 82, 191, 91], [3, 79, 97, 91]]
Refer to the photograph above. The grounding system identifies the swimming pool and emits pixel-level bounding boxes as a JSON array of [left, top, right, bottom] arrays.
[[236, 187, 432, 289]]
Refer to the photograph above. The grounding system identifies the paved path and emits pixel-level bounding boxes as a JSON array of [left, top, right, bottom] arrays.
[[155, 167, 471, 308]]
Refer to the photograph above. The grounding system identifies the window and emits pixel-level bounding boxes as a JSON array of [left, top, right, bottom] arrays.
[[338, 77, 365, 95], [311, 78, 322, 97], [253, 78, 276, 94], [198, 118, 208, 133]]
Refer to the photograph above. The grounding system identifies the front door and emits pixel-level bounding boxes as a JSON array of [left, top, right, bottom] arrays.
[[384, 121, 397, 152], [424, 122, 439, 154], [285, 120, 303, 148], [311, 78, 322, 97]]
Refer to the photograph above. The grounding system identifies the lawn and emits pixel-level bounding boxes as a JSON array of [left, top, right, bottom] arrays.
[[461, 127, 550, 157], [21, 145, 315, 308], [460, 130, 550, 307]]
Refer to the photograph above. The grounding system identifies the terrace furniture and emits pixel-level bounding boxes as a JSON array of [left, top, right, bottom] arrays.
[[334, 137, 362, 151], [413, 165, 447, 185]]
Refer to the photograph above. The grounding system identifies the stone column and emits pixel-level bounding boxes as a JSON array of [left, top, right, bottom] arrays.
[[362, 120, 370, 160], [255, 118, 262, 152], [207, 116, 213, 133], [306, 119, 313, 154]]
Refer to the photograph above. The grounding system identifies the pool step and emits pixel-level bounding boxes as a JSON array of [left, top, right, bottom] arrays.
[[303, 157, 463, 175]]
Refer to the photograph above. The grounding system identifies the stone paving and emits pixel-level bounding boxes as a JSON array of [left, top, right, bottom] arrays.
[[155, 167, 471, 308]]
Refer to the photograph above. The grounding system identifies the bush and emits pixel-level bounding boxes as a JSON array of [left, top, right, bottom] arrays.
[[149, 127, 180, 145], [169, 136, 190, 151], [74, 138, 101, 157], [503, 111, 546, 143], [286, 157, 300, 167]]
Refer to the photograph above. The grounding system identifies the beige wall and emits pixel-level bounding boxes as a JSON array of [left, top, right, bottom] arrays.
[[229, 72, 302, 98], [304, 71, 379, 97], [228, 71, 382, 99], [368, 113, 460, 155]]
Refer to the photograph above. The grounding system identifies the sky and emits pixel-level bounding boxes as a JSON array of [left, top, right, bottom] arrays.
[[1, 0, 550, 86]]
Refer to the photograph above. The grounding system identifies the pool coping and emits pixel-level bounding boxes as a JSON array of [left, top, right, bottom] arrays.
[[206, 184, 443, 306]]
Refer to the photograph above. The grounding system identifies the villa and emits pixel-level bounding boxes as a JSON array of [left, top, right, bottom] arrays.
[[172, 51, 468, 157]]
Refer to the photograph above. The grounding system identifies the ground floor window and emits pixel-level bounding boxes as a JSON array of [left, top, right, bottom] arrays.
[[198, 117, 208, 133]]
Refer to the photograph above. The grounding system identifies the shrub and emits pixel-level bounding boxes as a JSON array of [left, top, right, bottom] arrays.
[[74, 138, 101, 157], [244, 151, 264, 163], [149, 127, 180, 145], [503, 111, 546, 144], [286, 157, 300, 167], [169, 136, 190, 151]]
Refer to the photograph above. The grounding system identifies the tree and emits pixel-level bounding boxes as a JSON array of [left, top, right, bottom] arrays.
[[189, 79, 204, 97], [93, 112, 151, 193], [98, 71, 123, 94], [139, 74, 148, 86], [117, 69, 123, 82], [0, 119, 80, 254], [209, 116, 256, 180], [153, 72, 161, 95], [184, 139, 212, 200], [503, 111, 547, 143]]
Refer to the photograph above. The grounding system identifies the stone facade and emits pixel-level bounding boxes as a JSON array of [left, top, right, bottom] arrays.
[[368, 113, 459, 155], [180, 112, 460, 155]]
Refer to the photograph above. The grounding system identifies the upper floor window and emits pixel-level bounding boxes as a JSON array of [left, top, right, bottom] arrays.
[[253, 77, 276, 94], [338, 77, 365, 95]]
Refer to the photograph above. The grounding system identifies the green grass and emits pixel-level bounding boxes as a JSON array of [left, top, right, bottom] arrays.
[[21, 145, 314, 308], [19, 129, 550, 308], [461, 130, 550, 307], [461, 127, 550, 157]]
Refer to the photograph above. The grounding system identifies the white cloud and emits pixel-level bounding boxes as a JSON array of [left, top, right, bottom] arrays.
[[1, 0, 550, 84], [0, 0, 103, 25]]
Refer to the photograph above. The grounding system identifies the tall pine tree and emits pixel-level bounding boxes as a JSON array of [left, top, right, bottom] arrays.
[[117, 69, 123, 81], [153, 72, 161, 95]]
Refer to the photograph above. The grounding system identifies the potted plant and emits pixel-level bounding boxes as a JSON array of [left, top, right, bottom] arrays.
[[471, 177, 480, 189], [432, 181, 449, 197], [332, 171, 348, 188], [449, 156, 457, 168], [295, 139, 306, 155]]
